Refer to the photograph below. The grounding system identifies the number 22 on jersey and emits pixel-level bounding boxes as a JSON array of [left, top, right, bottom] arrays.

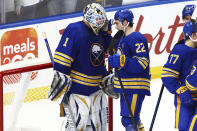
[[135, 43, 146, 53]]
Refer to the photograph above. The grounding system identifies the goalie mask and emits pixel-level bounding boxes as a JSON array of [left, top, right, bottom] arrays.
[[83, 3, 107, 35]]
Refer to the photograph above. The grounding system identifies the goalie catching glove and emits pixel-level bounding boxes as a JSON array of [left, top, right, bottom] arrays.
[[100, 73, 119, 99], [48, 71, 72, 103]]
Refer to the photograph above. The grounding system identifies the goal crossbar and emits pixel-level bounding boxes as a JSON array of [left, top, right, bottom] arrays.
[[0, 60, 113, 131], [0, 62, 52, 131]]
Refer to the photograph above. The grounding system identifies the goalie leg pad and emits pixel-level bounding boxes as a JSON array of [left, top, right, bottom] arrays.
[[90, 90, 108, 131], [69, 94, 91, 130]]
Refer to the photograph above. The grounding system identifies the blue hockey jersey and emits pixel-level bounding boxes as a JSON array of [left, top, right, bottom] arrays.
[[162, 44, 197, 94], [53, 21, 111, 96], [113, 32, 151, 96], [186, 60, 197, 101]]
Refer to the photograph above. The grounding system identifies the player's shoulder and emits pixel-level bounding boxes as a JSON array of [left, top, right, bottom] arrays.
[[130, 31, 144, 38], [66, 21, 84, 33], [174, 39, 184, 46], [128, 32, 146, 42], [171, 44, 193, 54]]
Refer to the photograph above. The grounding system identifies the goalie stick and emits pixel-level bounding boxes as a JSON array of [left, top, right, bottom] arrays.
[[109, 30, 138, 131], [43, 32, 77, 131]]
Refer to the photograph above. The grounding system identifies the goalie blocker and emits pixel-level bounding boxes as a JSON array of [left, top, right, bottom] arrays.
[[48, 71, 72, 103]]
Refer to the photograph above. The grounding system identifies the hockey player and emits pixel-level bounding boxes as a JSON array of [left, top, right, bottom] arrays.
[[174, 4, 196, 47], [48, 3, 112, 131], [108, 9, 151, 131], [185, 59, 197, 131], [182, 4, 196, 23], [161, 21, 197, 131]]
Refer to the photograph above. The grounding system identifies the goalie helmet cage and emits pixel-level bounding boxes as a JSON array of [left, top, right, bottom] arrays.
[[0, 62, 114, 131]]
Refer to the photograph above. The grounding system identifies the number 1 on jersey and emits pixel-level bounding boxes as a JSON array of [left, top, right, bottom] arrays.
[[63, 37, 69, 47]]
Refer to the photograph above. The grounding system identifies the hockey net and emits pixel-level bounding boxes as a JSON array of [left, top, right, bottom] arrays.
[[0, 59, 113, 131]]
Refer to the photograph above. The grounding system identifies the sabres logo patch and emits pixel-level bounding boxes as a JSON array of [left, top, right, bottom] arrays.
[[90, 43, 104, 66]]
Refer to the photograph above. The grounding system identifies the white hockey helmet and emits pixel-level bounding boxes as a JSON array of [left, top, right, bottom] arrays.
[[83, 3, 107, 35]]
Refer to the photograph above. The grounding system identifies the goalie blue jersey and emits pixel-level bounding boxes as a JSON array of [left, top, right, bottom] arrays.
[[114, 32, 151, 96], [53, 21, 111, 96], [162, 44, 197, 94], [186, 60, 197, 101]]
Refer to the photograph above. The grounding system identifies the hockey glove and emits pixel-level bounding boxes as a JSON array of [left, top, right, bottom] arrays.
[[99, 73, 119, 99], [101, 19, 113, 34], [108, 54, 127, 69], [176, 86, 194, 106], [48, 71, 72, 104]]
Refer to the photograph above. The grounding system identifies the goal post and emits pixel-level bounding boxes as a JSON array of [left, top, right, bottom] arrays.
[[0, 59, 113, 131], [0, 59, 52, 131]]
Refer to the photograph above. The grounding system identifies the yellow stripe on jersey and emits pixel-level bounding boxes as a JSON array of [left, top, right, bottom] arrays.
[[114, 81, 150, 87], [163, 68, 179, 75], [54, 55, 71, 64], [114, 77, 150, 81], [72, 79, 100, 86], [70, 70, 102, 86], [138, 60, 146, 69], [114, 85, 150, 90], [71, 73, 101, 84], [189, 114, 197, 131], [114, 77, 150, 90], [161, 74, 177, 78], [176, 96, 181, 129], [71, 70, 102, 79], [55, 51, 74, 62], [161, 68, 179, 78], [137, 57, 149, 66], [54, 59, 71, 67], [186, 80, 197, 91], [136, 57, 149, 69], [131, 94, 138, 116]]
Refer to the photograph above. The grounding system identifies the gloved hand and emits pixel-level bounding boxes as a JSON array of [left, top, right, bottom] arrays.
[[108, 54, 126, 68], [176, 86, 194, 106], [101, 19, 113, 34], [99, 73, 119, 99], [48, 71, 72, 103]]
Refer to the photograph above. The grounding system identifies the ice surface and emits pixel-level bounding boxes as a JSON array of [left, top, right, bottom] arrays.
[[4, 79, 178, 131]]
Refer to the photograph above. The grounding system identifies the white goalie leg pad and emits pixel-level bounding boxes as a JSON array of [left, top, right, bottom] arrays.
[[90, 90, 108, 131], [69, 94, 91, 130]]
